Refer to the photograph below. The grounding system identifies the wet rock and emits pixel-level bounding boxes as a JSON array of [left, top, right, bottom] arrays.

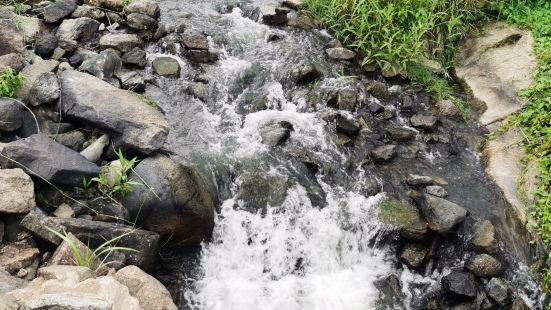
[[17, 59, 59, 100], [72, 4, 105, 19], [52, 130, 86, 151], [120, 71, 145, 92], [182, 29, 209, 50], [371, 144, 397, 163], [123, 0, 160, 18], [436, 99, 461, 117], [441, 271, 477, 300], [0, 168, 35, 214], [127, 13, 157, 31], [35, 32, 59, 57], [79, 49, 122, 80], [56, 17, 100, 52], [1, 134, 99, 186], [410, 191, 467, 234], [43, 0, 77, 23], [328, 89, 357, 111], [0, 98, 23, 132], [466, 254, 503, 277], [293, 62, 324, 85], [410, 114, 438, 131], [259, 122, 293, 146], [374, 274, 405, 309], [0, 19, 24, 56], [385, 124, 416, 141], [325, 47, 356, 60], [378, 199, 428, 240], [399, 243, 426, 268], [186, 49, 219, 63], [336, 115, 360, 136], [0, 240, 40, 274], [99, 33, 142, 53], [0, 268, 26, 294], [511, 297, 530, 310], [424, 185, 448, 198], [257, 5, 288, 25], [485, 277, 511, 306], [122, 47, 147, 68], [367, 81, 391, 99], [20, 208, 160, 269], [406, 174, 433, 186], [122, 155, 215, 244], [472, 220, 498, 254], [60, 70, 169, 154], [27, 72, 60, 106], [152, 57, 180, 76], [115, 266, 177, 310]]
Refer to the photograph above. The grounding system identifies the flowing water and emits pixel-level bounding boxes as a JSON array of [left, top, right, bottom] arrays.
[[145, 0, 544, 308]]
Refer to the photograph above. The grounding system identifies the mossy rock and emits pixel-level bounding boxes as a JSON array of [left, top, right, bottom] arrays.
[[378, 199, 428, 240]]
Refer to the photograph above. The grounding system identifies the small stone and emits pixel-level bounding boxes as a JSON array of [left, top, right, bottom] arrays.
[[27, 72, 60, 106], [410, 191, 467, 234], [367, 81, 391, 99], [182, 29, 209, 50], [336, 115, 360, 136], [43, 0, 77, 23], [485, 277, 511, 306], [80, 134, 109, 163], [51, 47, 66, 60], [53, 203, 75, 218], [293, 62, 324, 85], [72, 4, 105, 19], [123, 0, 160, 18], [466, 254, 503, 277], [325, 47, 356, 60], [152, 57, 180, 76], [56, 17, 99, 52], [328, 89, 357, 111], [472, 220, 498, 254], [52, 130, 86, 151], [374, 274, 405, 309], [424, 185, 448, 198], [441, 271, 477, 300], [399, 243, 426, 268], [378, 199, 428, 240], [16, 268, 28, 278], [410, 114, 438, 131], [371, 145, 397, 163], [79, 49, 122, 81], [0, 241, 40, 273], [406, 174, 433, 186], [120, 71, 145, 92]]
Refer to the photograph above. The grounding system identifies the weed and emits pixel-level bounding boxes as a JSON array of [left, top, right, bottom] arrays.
[[92, 149, 141, 200], [0, 68, 24, 98], [135, 93, 158, 108]]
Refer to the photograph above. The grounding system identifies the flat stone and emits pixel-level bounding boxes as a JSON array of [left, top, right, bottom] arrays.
[[466, 254, 503, 277], [406, 174, 433, 186], [325, 47, 356, 60], [1, 134, 99, 187], [152, 57, 180, 76], [0, 168, 35, 214], [99, 33, 141, 53]]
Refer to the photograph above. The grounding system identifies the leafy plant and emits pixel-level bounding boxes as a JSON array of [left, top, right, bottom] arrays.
[[0, 68, 24, 98], [92, 149, 141, 200], [46, 227, 138, 274]]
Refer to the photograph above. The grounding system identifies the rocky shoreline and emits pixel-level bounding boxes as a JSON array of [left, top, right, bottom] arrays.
[[0, 0, 546, 309]]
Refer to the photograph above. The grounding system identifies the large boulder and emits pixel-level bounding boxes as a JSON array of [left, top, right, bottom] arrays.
[[56, 17, 100, 52], [0, 19, 24, 56], [1, 134, 99, 187], [115, 266, 177, 310], [122, 155, 215, 244], [0, 98, 23, 132], [60, 70, 169, 154], [20, 208, 160, 270], [0, 168, 35, 214], [410, 191, 467, 234]]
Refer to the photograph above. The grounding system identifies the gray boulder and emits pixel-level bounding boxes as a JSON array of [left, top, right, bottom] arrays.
[[35, 32, 59, 57], [20, 208, 160, 270], [410, 191, 467, 234], [466, 254, 503, 277], [60, 70, 169, 154], [99, 33, 141, 53], [122, 155, 215, 244], [127, 13, 157, 31], [79, 49, 122, 80], [0, 98, 23, 132], [0, 168, 35, 214], [27, 72, 60, 106], [441, 271, 477, 300], [43, 0, 77, 23], [1, 134, 99, 186], [56, 17, 100, 52]]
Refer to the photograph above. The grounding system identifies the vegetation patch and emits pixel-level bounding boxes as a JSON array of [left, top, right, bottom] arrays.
[[0, 68, 24, 98]]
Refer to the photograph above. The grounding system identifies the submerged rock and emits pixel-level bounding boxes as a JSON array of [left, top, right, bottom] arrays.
[[441, 271, 477, 300], [122, 155, 215, 244], [0, 168, 35, 214], [259, 121, 293, 146], [410, 191, 467, 234], [378, 199, 428, 240], [472, 220, 498, 254], [399, 243, 426, 268], [466, 254, 503, 277], [485, 277, 511, 306]]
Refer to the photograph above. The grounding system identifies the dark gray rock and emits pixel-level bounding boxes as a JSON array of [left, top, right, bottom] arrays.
[[122, 155, 215, 244], [259, 122, 293, 146], [0, 20, 24, 57], [1, 134, 99, 186], [385, 124, 416, 141], [60, 70, 169, 154], [424, 185, 448, 198], [123, 0, 160, 18], [472, 220, 498, 254], [20, 208, 159, 270], [410, 191, 467, 234], [0, 98, 23, 132], [43, 0, 77, 23], [336, 115, 360, 136], [374, 274, 405, 309], [371, 144, 397, 163], [152, 57, 180, 76], [120, 71, 145, 92], [0, 53, 24, 73], [406, 174, 433, 186], [466, 254, 503, 277], [410, 114, 438, 131], [399, 243, 426, 268], [441, 271, 477, 300], [79, 49, 122, 80], [485, 278, 511, 306], [126, 13, 157, 31], [182, 30, 209, 50], [258, 6, 288, 25], [71, 4, 105, 19], [292, 62, 324, 85], [325, 47, 356, 60], [69, 47, 97, 67], [35, 32, 59, 57], [27, 72, 60, 106], [186, 49, 218, 63], [121, 47, 147, 68], [99, 33, 142, 53], [56, 17, 99, 52], [52, 130, 86, 151], [328, 89, 356, 111]]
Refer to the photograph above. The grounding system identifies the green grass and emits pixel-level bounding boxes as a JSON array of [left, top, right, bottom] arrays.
[[92, 149, 140, 200], [0, 68, 24, 98], [490, 0, 551, 291]]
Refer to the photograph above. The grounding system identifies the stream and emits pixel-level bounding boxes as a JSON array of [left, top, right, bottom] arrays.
[[142, 0, 544, 309]]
